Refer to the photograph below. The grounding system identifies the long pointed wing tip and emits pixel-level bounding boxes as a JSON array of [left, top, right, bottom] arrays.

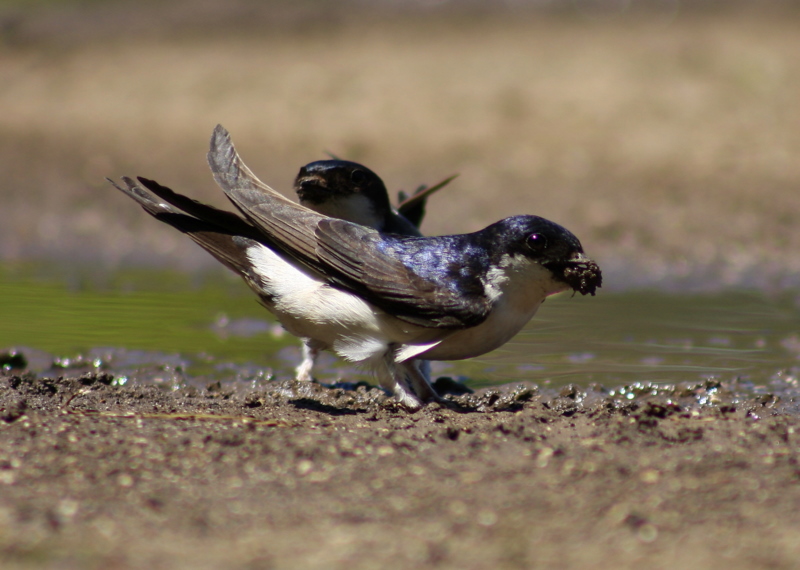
[[210, 124, 230, 152], [208, 124, 235, 169], [428, 173, 459, 192], [396, 173, 459, 211]]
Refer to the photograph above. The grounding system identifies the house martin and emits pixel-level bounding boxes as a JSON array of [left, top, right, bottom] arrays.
[[294, 159, 456, 236], [291, 159, 455, 381], [109, 125, 601, 410]]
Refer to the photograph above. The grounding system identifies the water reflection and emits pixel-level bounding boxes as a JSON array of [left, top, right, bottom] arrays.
[[449, 291, 800, 389], [2, 263, 799, 392]]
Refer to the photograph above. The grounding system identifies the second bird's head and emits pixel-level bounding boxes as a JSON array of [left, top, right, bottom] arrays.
[[294, 160, 392, 228]]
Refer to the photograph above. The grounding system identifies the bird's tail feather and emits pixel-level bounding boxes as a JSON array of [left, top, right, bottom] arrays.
[[108, 176, 257, 276]]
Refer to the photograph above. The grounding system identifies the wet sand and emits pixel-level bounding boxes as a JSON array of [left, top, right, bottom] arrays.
[[1, 370, 799, 569]]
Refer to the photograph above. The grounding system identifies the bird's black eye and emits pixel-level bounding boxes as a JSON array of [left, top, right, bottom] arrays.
[[350, 169, 366, 184], [526, 233, 548, 252]]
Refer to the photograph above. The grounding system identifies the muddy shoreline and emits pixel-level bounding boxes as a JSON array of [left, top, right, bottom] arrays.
[[1, 371, 799, 569], [2, 4, 800, 567]]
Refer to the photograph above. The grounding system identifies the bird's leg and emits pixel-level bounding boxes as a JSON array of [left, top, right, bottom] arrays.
[[399, 359, 442, 404], [375, 351, 442, 410], [294, 339, 319, 382], [416, 359, 431, 387], [374, 353, 425, 411]]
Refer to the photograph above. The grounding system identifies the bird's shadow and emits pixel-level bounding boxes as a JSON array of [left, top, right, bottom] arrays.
[[288, 397, 364, 416]]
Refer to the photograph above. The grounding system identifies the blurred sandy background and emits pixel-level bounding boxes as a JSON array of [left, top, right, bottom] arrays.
[[1, 0, 799, 290]]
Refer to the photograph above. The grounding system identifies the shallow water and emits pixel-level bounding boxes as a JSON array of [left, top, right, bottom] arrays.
[[2, 262, 799, 395]]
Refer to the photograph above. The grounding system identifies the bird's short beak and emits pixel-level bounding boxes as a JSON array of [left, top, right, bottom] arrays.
[[295, 174, 328, 203]]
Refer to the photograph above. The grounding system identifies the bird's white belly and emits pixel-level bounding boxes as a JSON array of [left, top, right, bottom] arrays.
[[419, 257, 569, 361], [246, 244, 439, 363], [418, 296, 544, 360]]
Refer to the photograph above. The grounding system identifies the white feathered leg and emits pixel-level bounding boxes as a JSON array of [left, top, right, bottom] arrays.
[[371, 351, 440, 410], [295, 339, 320, 382], [370, 353, 421, 410], [399, 359, 441, 404]]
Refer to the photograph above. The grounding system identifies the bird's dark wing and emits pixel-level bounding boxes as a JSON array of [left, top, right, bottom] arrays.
[[207, 125, 489, 329], [314, 219, 491, 329], [207, 125, 326, 269], [108, 176, 259, 277]]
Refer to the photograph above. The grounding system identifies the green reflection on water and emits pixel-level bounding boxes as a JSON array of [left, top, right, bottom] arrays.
[[2, 262, 799, 390], [0, 263, 293, 367], [462, 289, 800, 389]]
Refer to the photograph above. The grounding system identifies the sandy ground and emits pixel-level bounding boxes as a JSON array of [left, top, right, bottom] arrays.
[[1, 367, 799, 569], [1, 4, 800, 289], [2, 3, 800, 569]]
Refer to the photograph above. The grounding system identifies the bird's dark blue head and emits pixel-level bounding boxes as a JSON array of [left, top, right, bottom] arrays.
[[486, 215, 602, 295], [294, 160, 391, 211], [492, 215, 583, 260]]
